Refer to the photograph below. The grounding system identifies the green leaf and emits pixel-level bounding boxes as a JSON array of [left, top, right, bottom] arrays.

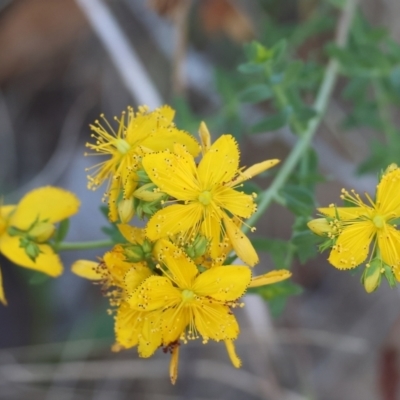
[[291, 230, 319, 264], [342, 77, 369, 100], [251, 112, 288, 133], [251, 238, 290, 269], [237, 62, 266, 74], [54, 219, 70, 244], [271, 39, 287, 64], [282, 60, 303, 86], [249, 280, 303, 301], [269, 297, 287, 318], [29, 271, 51, 285], [239, 84, 273, 103], [279, 185, 315, 216], [242, 181, 262, 196]]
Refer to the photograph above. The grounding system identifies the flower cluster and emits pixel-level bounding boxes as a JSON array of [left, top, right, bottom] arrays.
[[0, 187, 80, 304], [308, 164, 400, 293], [75, 105, 291, 383]]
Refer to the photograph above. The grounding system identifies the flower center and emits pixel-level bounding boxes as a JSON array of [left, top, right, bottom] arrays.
[[181, 289, 195, 303], [198, 190, 212, 206], [115, 139, 131, 155], [373, 215, 385, 229]]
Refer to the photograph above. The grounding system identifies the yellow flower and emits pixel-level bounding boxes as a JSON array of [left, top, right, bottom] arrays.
[[142, 129, 279, 266], [85, 105, 200, 221], [314, 167, 400, 271], [0, 187, 80, 305], [71, 237, 161, 357], [128, 239, 251, 383]]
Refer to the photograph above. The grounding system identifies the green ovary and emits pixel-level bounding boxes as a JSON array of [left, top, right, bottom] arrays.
[[115, 139, 131, 154], [198, 191, 212, 205], [373, 215, 385, 229], [181, 289, 195, 303]]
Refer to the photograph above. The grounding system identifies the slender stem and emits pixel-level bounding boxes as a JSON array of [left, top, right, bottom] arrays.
[[244, 0, 358, 234], [56, 239, 113, 251]]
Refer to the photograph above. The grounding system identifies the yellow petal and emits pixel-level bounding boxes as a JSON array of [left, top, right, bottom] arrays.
[[115, 302, 143, 349], [328, 221, 374, 269], [199, 121, 211, 155], [138, 310, 163, 357], [222, 215, 259, 267], [10, 187, 80, 230], [225, 340, 241, 368], [128, 276, 181, 311], [194, 302, 239, 341], [162, 307, 190, 344], [125, 105, 174, 144], [198, 135, 239, 188], [141, 127, 200, 157], [71, 260, 102, 280], [154, 239, 198, 288], [103, 247, 133, 283], [200, 212, 221, 259], [378, 224, 400, 269], [192, 266, 251, 301], [108, 176, 120, 222], [0, 205, 16, 219], [142, 149, 199, 201], [230, 159, 280, 186], [214, 186, 255, 218], [125, 265, 153, 292], [0, 267, 7, 305], [318, 206, 367, 221], [249, 270, 292, 287], [146, 203, 203, 241], [0, 234, 63, 276], [118, 224, 145, 244], [377, 168, 400, 216]]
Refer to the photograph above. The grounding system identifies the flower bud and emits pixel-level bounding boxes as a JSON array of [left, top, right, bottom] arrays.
[[29, 222, 55, 243], [186, 235, 208, 259], [125, 245, 145, 263], [134, 183, 165, 202], [362, 259, 381, 293], [24, 241, 42, 261], [118, 199, 135, 223], [307, 218, 332, 236], [142, 239, 153, 259]]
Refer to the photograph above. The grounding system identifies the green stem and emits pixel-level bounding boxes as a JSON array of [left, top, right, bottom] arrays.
[[56, 239, 113, 251], [245, 0, 357, 234]]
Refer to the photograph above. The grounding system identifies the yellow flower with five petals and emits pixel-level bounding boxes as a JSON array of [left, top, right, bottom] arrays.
[[142, 128, 279, 266], [0, 187, 80, 304], [310, 166, 400, 273], [86, 105, 200, 221]]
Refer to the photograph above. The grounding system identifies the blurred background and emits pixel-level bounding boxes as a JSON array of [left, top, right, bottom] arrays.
[[1, 0, 400, 399]]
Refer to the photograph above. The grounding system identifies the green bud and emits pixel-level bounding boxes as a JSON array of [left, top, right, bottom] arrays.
[[20, 238, 42, 262], [142, 239, 153, 258], [307, 218, 332, 236], [362, 259, 382, 293], [125, 245, 145, 263], [186, 235, 209, 259], [28, 222, 55, 243], [134, 183, 165, 202], [253, 42, 273, 63]]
